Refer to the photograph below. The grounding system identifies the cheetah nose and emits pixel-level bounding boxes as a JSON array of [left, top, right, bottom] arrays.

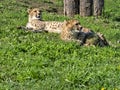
[[79, 26, 83, 30], [37, 15, 40, 18]]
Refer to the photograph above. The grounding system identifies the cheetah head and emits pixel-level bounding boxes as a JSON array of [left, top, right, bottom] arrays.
[[27, 8, 42, 22], [63, 19, 82, 32], [61, 20, 82, 40]]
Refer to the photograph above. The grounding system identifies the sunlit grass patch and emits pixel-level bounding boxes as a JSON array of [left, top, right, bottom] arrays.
[[0, 0, 120, 90]]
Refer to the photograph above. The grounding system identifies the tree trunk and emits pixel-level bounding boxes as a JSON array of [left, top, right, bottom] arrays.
[[64, 0, 79, 17], [80, 0, 93, 16], [93, 0, 104, 16]]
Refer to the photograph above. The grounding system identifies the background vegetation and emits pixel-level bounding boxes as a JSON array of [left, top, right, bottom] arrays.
[[0, 0, 120, 89]]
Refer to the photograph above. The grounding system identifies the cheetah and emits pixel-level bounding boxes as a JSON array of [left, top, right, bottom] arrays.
[[61, 19, 109, 47], [18, 8, 64, 33]]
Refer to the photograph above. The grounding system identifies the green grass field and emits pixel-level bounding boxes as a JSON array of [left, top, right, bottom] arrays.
[[0, 0, 120, 90]]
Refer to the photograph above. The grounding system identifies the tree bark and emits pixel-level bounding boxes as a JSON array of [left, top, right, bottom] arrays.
[[64, 0, 79, 17], [93, 0, 104, 16], [79, 0, 93, 16]]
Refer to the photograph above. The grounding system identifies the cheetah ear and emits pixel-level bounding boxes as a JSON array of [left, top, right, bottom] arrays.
[[64, 20, 69, 25], [27, 8, 32, 13], [64, 20, 67, 23]]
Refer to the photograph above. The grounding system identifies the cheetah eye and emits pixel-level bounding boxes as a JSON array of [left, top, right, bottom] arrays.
[[75, 23, 80, 25], [34, 10, 37, 12]]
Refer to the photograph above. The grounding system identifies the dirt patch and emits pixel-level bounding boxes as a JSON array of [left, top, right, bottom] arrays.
[[17, 0, 63, 14]]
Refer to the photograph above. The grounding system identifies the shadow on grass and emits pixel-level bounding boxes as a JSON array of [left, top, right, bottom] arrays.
[[113, 16, 120, 22]]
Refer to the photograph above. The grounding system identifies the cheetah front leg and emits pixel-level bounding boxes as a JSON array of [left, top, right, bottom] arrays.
[[17, 26, 33, 30], [17, 26, 47, 33]]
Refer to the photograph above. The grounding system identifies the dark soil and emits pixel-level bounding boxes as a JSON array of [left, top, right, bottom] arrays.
[[17, 0, 63, 14]]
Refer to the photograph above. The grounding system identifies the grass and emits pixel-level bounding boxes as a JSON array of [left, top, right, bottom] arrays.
[[0, 0, 120, 90]]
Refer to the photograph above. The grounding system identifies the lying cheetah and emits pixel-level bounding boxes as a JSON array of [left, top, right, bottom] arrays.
[[61, 19, 109, 47], [18, 8, 64, 33]]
